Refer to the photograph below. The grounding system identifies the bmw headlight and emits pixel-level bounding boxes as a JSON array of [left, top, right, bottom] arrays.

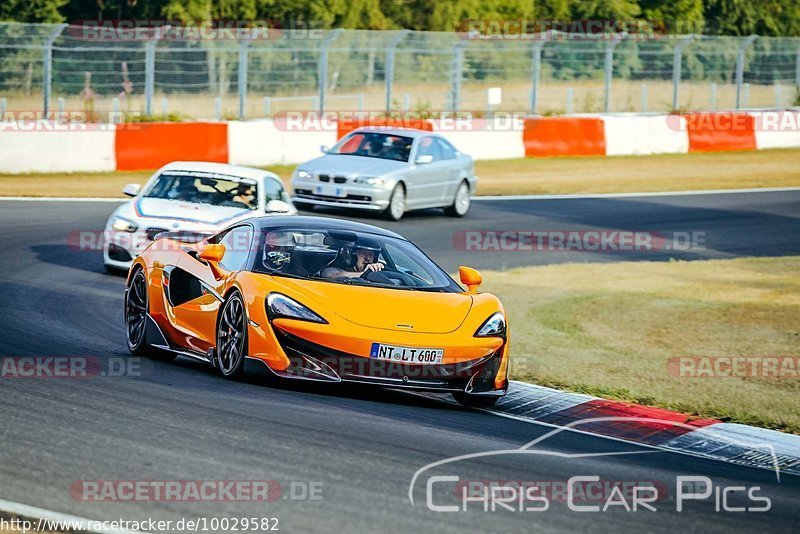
[[354, 176, 385, 186], [266, 293, 328, 324], [474, 312, 506, 338], [296, 169, 312, 180], [111, 217, 138, 233]]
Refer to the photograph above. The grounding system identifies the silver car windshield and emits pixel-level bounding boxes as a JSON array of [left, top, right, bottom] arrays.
[[143, 171, 259, 210], [329, 132, 413, 162], [256, 228, 459, 292]]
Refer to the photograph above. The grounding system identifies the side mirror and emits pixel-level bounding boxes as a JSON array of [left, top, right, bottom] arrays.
[[265, 199, 291, 213], [415, 154, 434, 165], [198, 243, 225, 263], [459, 266, 482, 294], [198, 243, 226, 279], [320, 145, 330, 153], [122, 183, 141, 197]]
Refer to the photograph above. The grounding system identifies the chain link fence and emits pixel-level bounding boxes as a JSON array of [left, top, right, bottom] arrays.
[[1, 23, 799, 120]]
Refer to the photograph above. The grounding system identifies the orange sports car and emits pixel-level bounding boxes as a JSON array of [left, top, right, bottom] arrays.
[[124, 216, 509, 406]]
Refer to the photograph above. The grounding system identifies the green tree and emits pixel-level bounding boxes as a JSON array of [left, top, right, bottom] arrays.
[[0, 0, 67, 22]]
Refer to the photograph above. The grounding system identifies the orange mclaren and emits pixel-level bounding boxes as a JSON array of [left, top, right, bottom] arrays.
[[124, 216, 509, 406]]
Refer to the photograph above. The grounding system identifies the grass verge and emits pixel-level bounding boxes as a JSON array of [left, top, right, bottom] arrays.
[[1, 149, 799, 198], [478, 256, 800, 433]]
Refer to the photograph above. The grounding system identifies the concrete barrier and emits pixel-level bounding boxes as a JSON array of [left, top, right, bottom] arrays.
[[523, 117, 606, 157], [115, 122, 229, 171], [0, 125, 115, 173], [0, 111, 793, 174], [603, 114, 689, 156]]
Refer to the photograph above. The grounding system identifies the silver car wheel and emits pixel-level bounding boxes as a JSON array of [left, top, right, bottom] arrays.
[[389, 186, 405, 220], [454, 182, 470, 216]]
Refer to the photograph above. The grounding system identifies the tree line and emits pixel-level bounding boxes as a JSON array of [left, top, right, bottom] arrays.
[[1, 0, 799, 36]]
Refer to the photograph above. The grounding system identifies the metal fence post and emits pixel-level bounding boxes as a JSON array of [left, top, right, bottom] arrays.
[[795, 46, 800, 87], [451, 41, 466, 112], [735, 35, 758, 109], [144, 26, 168, 117], [318, 29, 343, 114], [238, 41, 249, 119], [42, 24, 66, 114], [529, 39, 545, 114], [385, 30, 410, 112], [672, 34, 695, 111], [604, 34, 625, 113]]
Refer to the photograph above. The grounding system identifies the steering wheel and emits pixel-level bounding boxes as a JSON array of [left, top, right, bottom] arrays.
[[361, 269, 419, 286]]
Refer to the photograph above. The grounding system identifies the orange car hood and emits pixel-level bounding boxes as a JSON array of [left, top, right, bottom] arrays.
[[271, 278, 473, 334]]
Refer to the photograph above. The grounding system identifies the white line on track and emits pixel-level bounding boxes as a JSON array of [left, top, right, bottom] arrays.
[[0, 498, 149, 534], [0, 197, 126, 202], [0, 186, 798, 203], [473, 186, 800, 201]]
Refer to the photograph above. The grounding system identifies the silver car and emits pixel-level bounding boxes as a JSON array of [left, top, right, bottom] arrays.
[[290, 128, 477, 221]]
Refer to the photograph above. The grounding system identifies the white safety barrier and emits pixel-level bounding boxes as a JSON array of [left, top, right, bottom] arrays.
[[0, 125, 116, 173], [602, 114, 689, 156], [228, 120, 337, 167]]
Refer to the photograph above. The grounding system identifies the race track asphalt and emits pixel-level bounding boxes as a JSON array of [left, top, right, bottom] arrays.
[[0, 191, 798, 533]]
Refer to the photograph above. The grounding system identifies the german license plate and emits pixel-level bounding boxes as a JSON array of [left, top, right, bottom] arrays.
[[370, 343, 444, 364], [315, 184, 347, 197]]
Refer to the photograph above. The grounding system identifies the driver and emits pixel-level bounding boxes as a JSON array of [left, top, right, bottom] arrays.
[[233, 183, 257, 209], [322, 238, 384, 279]]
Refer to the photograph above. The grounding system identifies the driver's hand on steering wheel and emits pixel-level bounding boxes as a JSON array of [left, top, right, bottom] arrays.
[[363, 262, 385, 273]]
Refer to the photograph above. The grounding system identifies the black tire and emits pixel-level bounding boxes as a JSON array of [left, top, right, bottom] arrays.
[[444, 180, 471, 217], [383, 184, 406, 221], [293, 201, 314, 211], [215, 291, 248, 378], [452, 392, 500, 408], [125, 269, 149, 356], [124, 268, 177, 361]]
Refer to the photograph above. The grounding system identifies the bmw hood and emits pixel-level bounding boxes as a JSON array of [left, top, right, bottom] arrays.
[[272, 278, 473, 334], [120, 197, 254, 229], [299, 155, 408, 177]]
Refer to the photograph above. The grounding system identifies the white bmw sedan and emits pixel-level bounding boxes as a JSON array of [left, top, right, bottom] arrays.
[[103, 161, 296, 272]]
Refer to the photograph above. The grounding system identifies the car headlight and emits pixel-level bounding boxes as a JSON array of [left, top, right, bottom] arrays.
[[266, 293, 328, 324], [354, 176, 385, 186], [474, 312, 506, 338], [296, 169, 312, 180], [111, 217, 138, 233]]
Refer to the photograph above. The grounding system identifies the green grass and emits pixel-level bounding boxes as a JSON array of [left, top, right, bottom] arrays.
[[475, 256, 800, 433]]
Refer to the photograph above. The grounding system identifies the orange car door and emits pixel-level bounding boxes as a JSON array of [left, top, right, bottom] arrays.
[[166, 225, 255, 353]]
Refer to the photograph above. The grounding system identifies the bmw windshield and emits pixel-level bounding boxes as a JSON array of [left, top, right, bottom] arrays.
[[328, 132, 413, 162], [143, 171, 259, 210], [254, 228, 460, 292]]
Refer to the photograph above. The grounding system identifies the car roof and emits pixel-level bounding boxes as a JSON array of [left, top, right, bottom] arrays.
[[157, 161, 279, 183], [349, 127, 435, 139], [247, 215, 407, 241]]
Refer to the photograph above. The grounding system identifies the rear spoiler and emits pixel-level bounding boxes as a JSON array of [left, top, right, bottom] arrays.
[[153, 230, 212, 243]]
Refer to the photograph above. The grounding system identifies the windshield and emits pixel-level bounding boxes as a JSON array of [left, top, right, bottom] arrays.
[[329, 132, 413, 162], [143, 171, 259, 210], [254, 228, 459, 292]]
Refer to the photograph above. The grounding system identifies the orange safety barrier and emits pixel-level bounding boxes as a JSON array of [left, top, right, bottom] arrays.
[[682, 112, 756, 152], [523, 117, 605, 157], [336, 117, 434, 140], [115, 122, 229, 171]]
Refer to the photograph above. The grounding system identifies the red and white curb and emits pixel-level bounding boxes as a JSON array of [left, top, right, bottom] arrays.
[[422, 381, 800, 477]]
